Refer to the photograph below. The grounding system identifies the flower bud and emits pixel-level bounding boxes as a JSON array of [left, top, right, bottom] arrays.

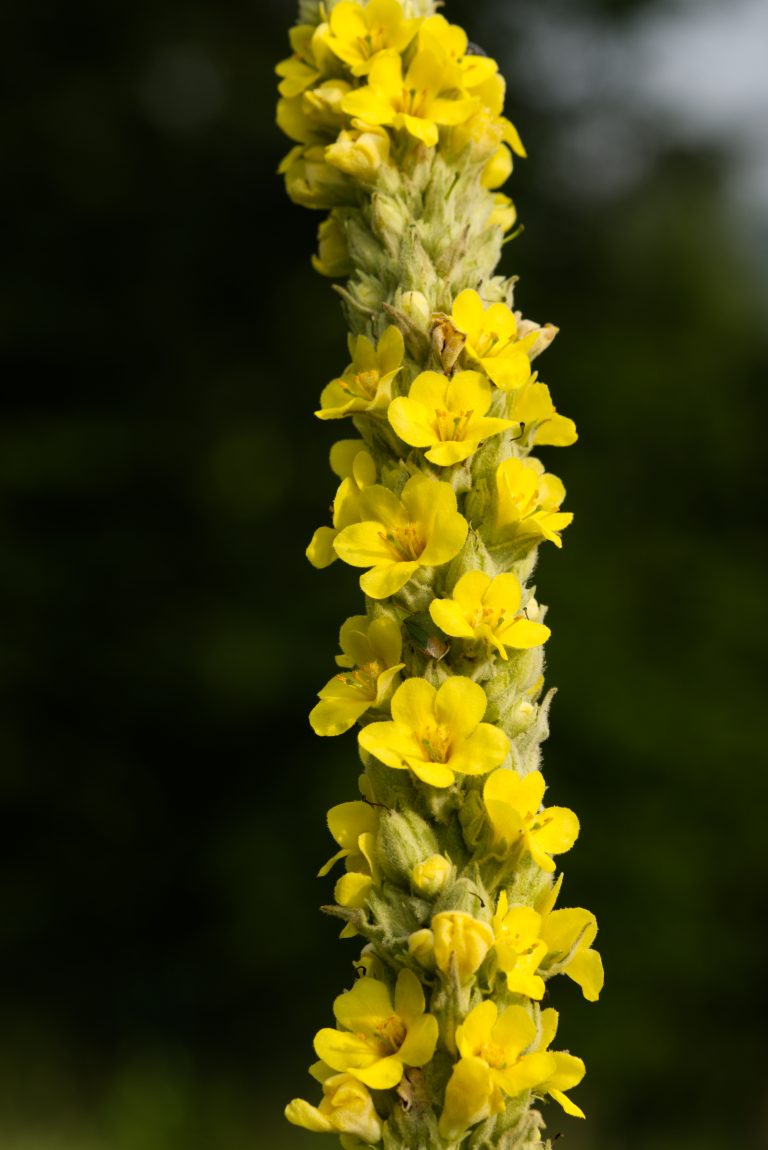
[[286, 1073, 383, 1143], [325, 128, 390, 182], [399, 290, 431, 330], [312, 213, 352, 278], [412, 854, 452, 897], [432, 911, 494, 983], [408, 928, 436, 969]]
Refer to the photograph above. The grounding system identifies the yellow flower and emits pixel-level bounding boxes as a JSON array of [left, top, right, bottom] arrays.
[[277, 77, 353, 146], [429, 571, 551, 658], [312, 212, 352, 278], [534, 1008, 587, 1118], [491, 891, 547, 998], [341, 52, 478, 148], [310, 615, 405, 736], [314, 970, 439, 1089], [275, 23, 336, 99], [318, 799, 378, 879], [537, 875, 604, 1002], [388, 370, 518, 466], [306, 442, 376, 569], [438, 1002, 556, 1140], [491, 456, 573, 549], [482, 144, 513, 190], [325, 125, 391, 181], [359, 676, 509, 788], [483, 769, 579, 873], [334, 474, 468, 600], [285, 1069, 383, 1143], [279, 144, 351, 210], [508, 376, 578, 447], [317, 326, 405, 420], [418, 15, 499, 91], [320, 0, 420, 76], [488, 193, 518, 234], [452, 289, 538, 391], [411, 854, 452, 897], [432, 911, 494, 982]]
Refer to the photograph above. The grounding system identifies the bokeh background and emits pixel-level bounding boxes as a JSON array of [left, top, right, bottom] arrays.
[[2, 0, 767, 1147]]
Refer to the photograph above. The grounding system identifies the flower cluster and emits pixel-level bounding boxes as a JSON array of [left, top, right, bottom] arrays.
[[276, 2, 600, 1148]]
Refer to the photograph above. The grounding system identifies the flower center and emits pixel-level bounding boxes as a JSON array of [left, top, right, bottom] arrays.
[[379, 522, 425, 562], [375, 1014, 406, 1054], [341, 368, 381, 400], [336, 661, 382, 699], [481, 1040, 509, 1070], [419, 722, 453, 763], [433, 407, 474, 442], [400, 85, 429, 117], [469, 604, 506, 632]]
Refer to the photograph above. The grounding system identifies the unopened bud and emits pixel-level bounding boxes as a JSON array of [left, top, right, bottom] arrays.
[[408, 928, 435, 968], [432, 911, 493, 983], [412, 854, 452, 897]]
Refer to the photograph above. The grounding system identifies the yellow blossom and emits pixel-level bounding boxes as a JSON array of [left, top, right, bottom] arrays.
[[312, 212, 352, 278], [488, 193, 518, 234], [491, 891, 547, 998], [483, 769, 580, 873], [388, 369, 518, 466], [285, 1070, 383, 1143], [317, 326, 405, 420], [411, 854, 452, 897], [429, 570, 550, 658], [277, 76, 353, 147], [508, 376, 578, 447], [320, 0, 420, 76], [534, 1008, 587, 1118], [306, 442, 376, 569], [334, 474, 468, 600], [325, 124, 391, 181], [310, 614, 405, 736], [438, 1002, 556, 1140], [318, 799, 378, 879], [314, 970, 439, 1089], [491, 456, 573, 549], [418, 15, 499, 91], [537, 875, 604, 1001], [359, 675, 509, 788], [341, 52, 478, 149], [452, 289, 538, 390], [482, 144, 514, 190], [275, 23, 336, 99], [279, 144, 351, 210], [432, 911, 494, 982]]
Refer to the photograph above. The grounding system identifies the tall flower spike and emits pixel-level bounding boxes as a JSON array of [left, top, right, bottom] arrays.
[[276, 2, 601, 1147]]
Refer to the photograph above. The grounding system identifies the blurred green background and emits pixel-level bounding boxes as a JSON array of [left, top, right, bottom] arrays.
[[2, 0, 767, 1147]]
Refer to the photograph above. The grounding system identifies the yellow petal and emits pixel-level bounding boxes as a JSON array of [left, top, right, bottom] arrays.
[[341, 86, 396, 126], [548, 1051, 586, 1093], [453, 570, 492, 609], [307, 526, 339, 569], [457, 1000, 497, 1057], [532, 806, 580, 855], [495, 1052, 556, 1098], [388, 396, 438, 447], [498, 619, 551, 649], [391, 676, 437, 729], [335, 872, 372, 907], [334, 521, 394, 567], [450, 724, 510, 776], [429, 597, 475, 638], [435, 675, 487, 735], [393, 968, 425, 1022], [438, 1057, 494, 1141], [425, 440, 476, 466], [550, 1088, 585, 1118], [410, 759, 454, 788], [483, 352, 531, 391], [567, 948, 604, 1001], [327, 801, 377, 851], [492, 1005, 538, 1056], [314, 1028, 379, 1073], [408, 370, 450, 410], [358, 720, 423, 770], [310, 696, 370, 736], [398, 1014, 438, 1066], [452, 289, 484, 342], [334, 976, 392, 1032], [368, 615, 402, 666], [418, 510, 468, 567], [284, 1098, 334, 1133], [352, 1055, 404, 1089], [377, 325, 405, 373]]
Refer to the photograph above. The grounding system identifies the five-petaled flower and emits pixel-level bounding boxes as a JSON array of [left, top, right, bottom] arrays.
[[317, 326, 405, 420], [537, 875, 605, 1002], [359, 675, 509, 788], [491, 891, 547, 998], [452, 289, 538, 391], [438, 1002, 556, 1140], [307, 441, 376, 569], [490, 456, 573, 550], [310, 614, 404, 736], [388, 369, 518, 466], [320, 0, 419, 76], [430, 570, 551, 657], [483, 768, 580, 872], [314, 970, 439, 1089], [333, 474, 468, 599]]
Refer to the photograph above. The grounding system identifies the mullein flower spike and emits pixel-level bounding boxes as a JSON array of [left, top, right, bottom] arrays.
[[276, 2, 603, 1146]]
